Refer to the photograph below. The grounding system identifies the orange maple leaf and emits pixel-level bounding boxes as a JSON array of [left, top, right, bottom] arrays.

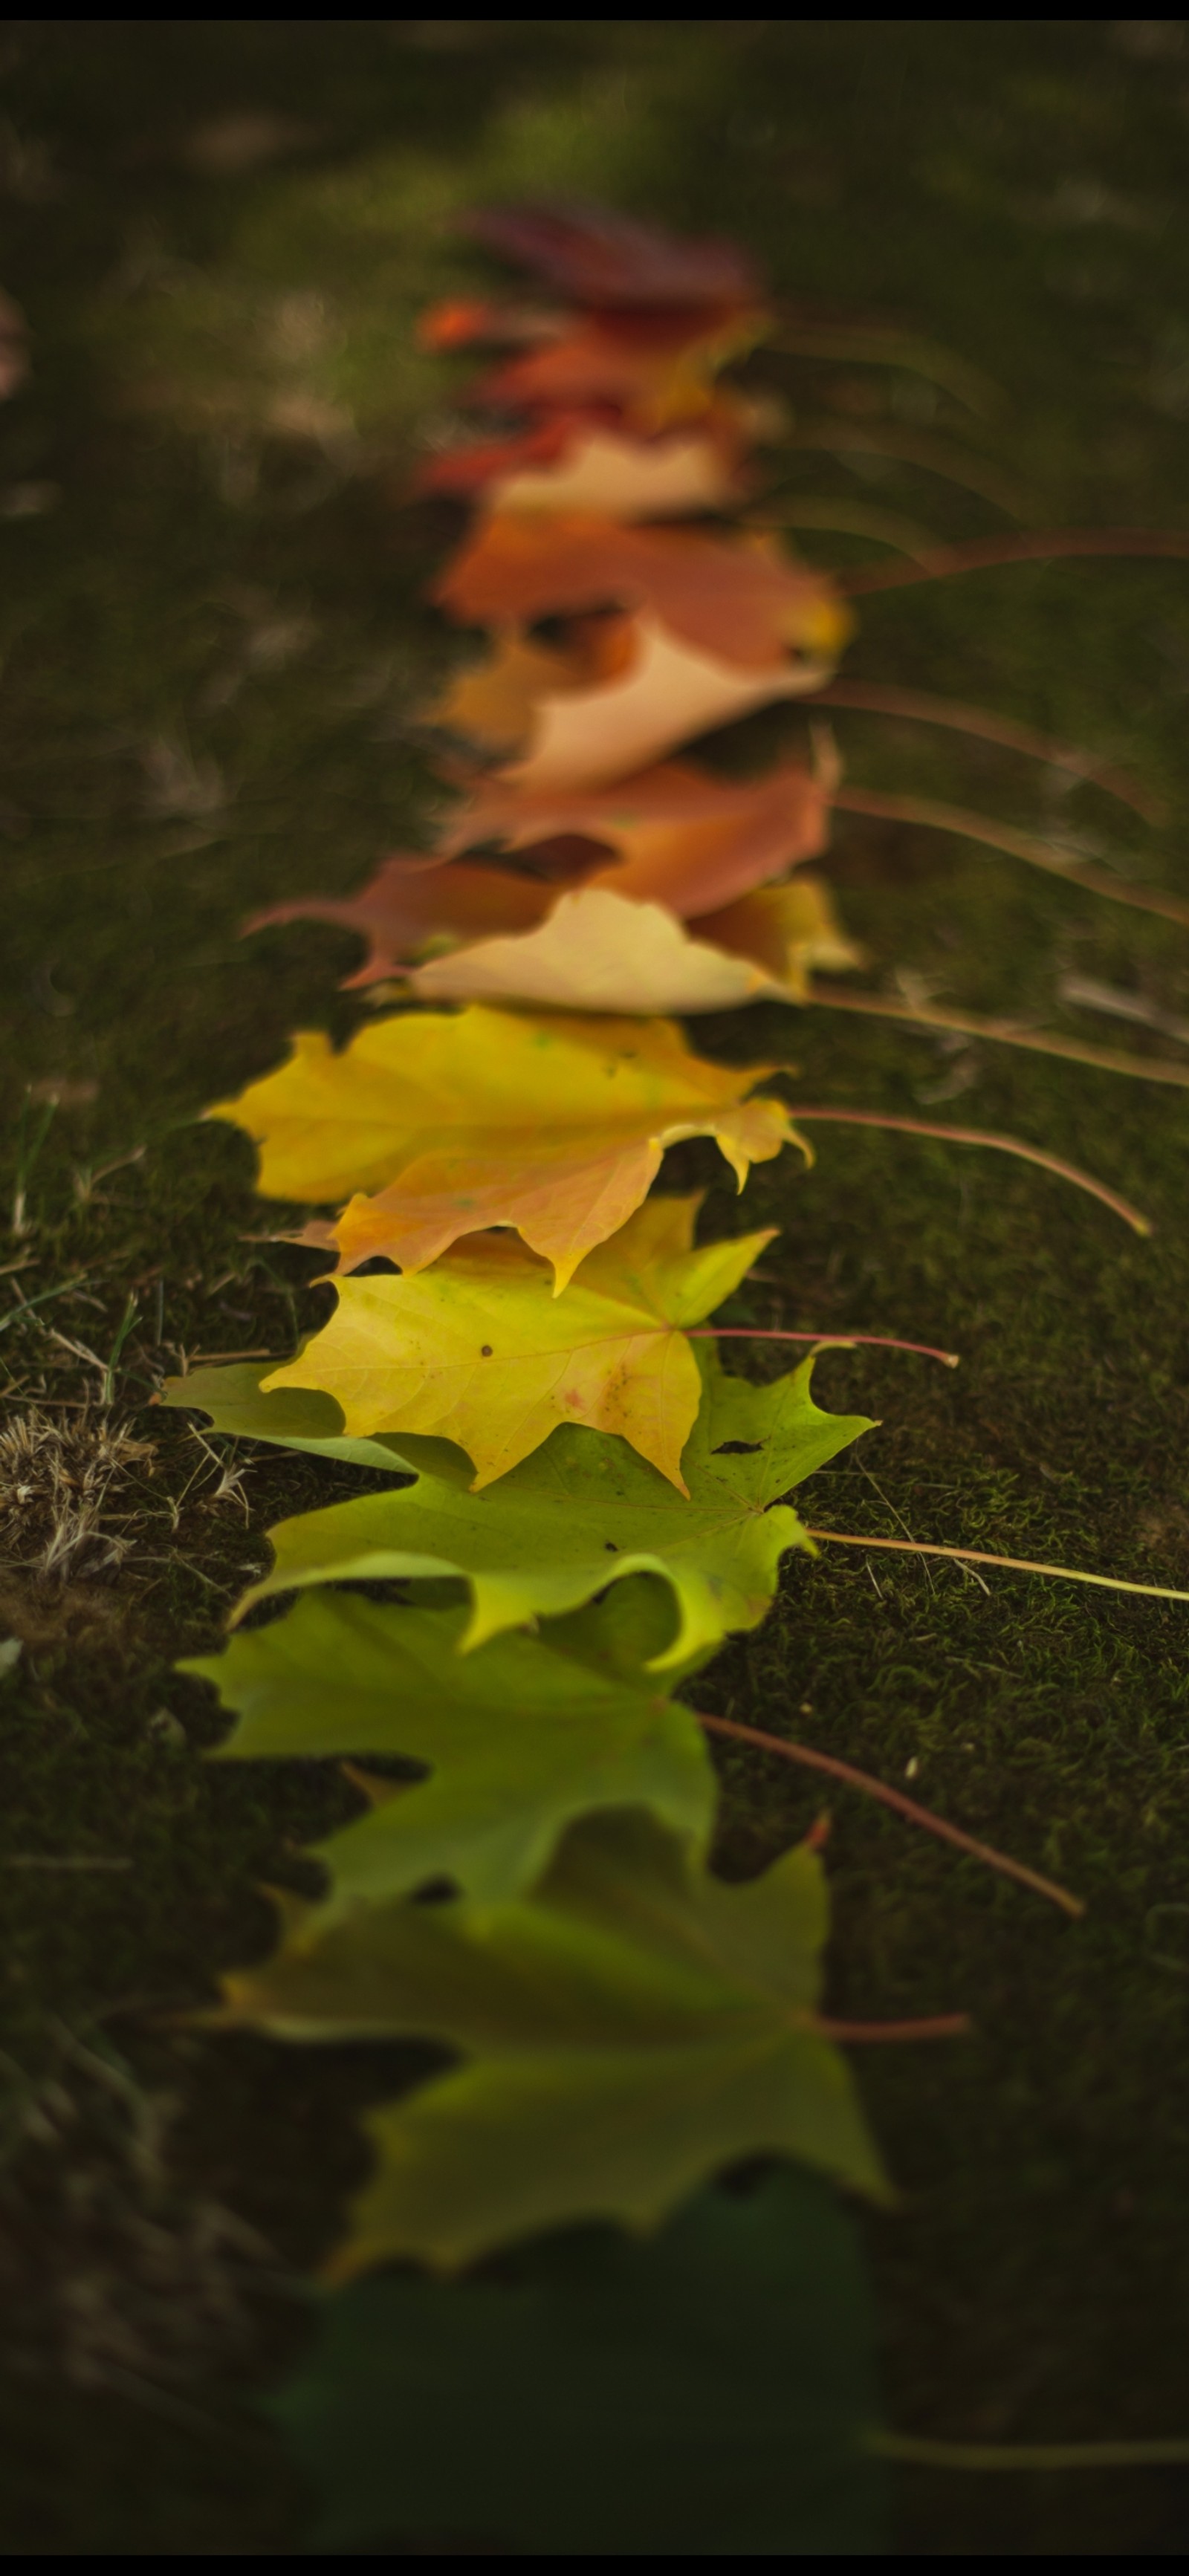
[[444, 758, 830, 918], [434, 512, 849, 674]]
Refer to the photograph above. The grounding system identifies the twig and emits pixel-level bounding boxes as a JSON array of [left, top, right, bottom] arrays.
[[806, 1528, 1189, 1606], [831, 785, 1189, 929], [786, 1106, 1150, 1236], [696, 1712, 1083, 1917]]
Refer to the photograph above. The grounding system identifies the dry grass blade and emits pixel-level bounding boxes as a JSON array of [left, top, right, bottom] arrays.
[[0, 1410, 157, 1580]]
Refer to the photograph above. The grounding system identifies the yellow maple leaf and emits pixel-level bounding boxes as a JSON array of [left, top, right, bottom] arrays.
[[405, 883, 864, 1014], [262, 1195, 775, 1492], [207, 1005, 805, 1291]]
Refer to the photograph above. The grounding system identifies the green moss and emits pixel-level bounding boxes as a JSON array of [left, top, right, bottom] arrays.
[[2, 16, 1189, 2554]]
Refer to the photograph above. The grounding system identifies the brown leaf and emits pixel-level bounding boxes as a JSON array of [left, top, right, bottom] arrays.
[[245, 857, 554, 989], [461, 201, 761, 311], [473, 311, 763, 434], [496, 611, 834, 792], [435, 514, 849, 673], [404, 883, 861, 1015], [418, 416, 745, 519], [446, 758, 830, 917]]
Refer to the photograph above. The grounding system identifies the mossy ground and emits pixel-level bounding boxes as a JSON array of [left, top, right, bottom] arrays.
[[1, 17, 1189, 2554]]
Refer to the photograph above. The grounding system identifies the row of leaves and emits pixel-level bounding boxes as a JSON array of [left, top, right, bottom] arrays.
[[164, 204, 1167, 2549]]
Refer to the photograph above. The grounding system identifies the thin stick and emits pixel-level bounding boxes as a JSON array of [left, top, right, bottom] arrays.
[[811, 680, 1162, 823], [816, 2014, 970, 2043], [841, 525, 1189, 598], [786, 1106, 1150, 1236], [832, 785, 1189, 929], [871, 2430, 1189, 2472], [687, 1326, 959, 1367], [807, 982, 1189, 1090], [806, 1528, 1189, 1606], [697, 1711, 1083, 1918]]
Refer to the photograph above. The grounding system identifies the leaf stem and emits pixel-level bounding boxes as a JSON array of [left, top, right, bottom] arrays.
[[815, 2014, 971, 2043], [806, 984, 1189, 1091], [811, 679, 1162, 821], [696, 1711, 1083, 1917], [687, 1326, 959, 1366], [831, 785, 1189, 929], [787, 1106, 1150, 1235], [806, 1528, 1189, 1607], [841, 526, 1189, 597], [870, 2430, 1189, 2472]]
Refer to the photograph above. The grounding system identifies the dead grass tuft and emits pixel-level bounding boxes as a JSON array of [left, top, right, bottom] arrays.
[[0, 1412, 158, 1583]]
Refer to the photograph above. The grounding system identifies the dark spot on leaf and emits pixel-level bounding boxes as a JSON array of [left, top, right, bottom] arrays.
[[480, 1345, 493, 1356], [713, 1439, 763, 1455], [605, 1540, 618, 1551]]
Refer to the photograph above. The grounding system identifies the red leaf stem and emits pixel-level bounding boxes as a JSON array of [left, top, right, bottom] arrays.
[[696, 1711, 1083, 1918]]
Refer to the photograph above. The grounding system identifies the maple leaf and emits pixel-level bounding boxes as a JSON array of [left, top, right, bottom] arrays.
[[473, 311, 762, 435], [270, 2167, 881, 2556], [440, 611, 835, 792], [232, 1345, 875, 1668], [186, 1577, 715, 1907], [428, 629, 600, 756], [461, 201, 762, 312], [158, 1357, 427, 1473], [206, 1005, 803, 1290], [218, 1808, 887, 2271], [421, 418, 745, 520], [695, 877, 865, 996], [404, 884, 854, 1015], [244, 768, 843, 999], [435, 513, 850, 675], [445, 756, 829, 918], [261, 1194, 775, 1491], [245, 855, 554, 988]]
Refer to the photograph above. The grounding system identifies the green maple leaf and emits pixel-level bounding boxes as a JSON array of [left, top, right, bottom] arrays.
[[160, 1357, 432, 1475], [270, 2167, 884, 2555], [221, 1808, 887, 2272], [184, 1580, 715, 1906], [230, 1347, 874, 1670]]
